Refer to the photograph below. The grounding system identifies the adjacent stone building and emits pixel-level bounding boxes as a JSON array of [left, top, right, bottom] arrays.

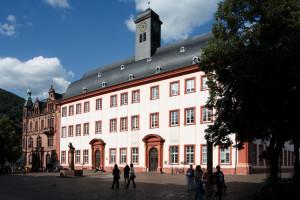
[[22, 86, 62, 171]]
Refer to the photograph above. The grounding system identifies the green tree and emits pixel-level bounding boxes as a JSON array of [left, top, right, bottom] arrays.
[[0, 116, 22, 166], [201, 0, 300, 186]]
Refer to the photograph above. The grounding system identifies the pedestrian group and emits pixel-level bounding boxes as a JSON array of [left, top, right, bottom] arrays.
[[111, 163, 136, 189]]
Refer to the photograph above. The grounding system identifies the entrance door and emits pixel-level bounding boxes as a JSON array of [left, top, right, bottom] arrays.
[[149, 148, 158, 171], [95, 150, 100, 169]]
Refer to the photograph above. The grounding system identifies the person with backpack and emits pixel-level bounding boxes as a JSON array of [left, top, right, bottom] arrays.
[[186, 164, 195, 192], [194, 165, 204, 200], [126, 163, 136, 188], [123, 164, 130, 185], [111, 164, 121, 189], [214, 165, 225, 200]]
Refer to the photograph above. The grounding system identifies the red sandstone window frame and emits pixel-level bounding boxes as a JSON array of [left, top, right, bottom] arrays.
[[131, 89, 140, 103], [120, 92, 128, 106], [200, 106, 213, 124], [68, 125, 74, 137], [83, 149, 89, 164], [69, 105, 74, 116], [120, 117, 128, 132], [109, 148, 117, 164], [95, 98, 102, 110], [218, 145, 232, 165], [119, 148, 127, 165], [184, 107, 196, 126], [200, 75, 208, 91], [75, 124, 81, 136], [184, 144, 195, 164], [75, 150, 81, 164], [131, 115, 140, 131], [184, 77, 196, 94], [61, 126, 67, 138], [76, 103, 81, 114], [95, 120, 102, 134], [149, 112, 159, 129], [83, 101, 90, 113], [169, 81, 180, 97], [169, 109, 180, 127], [131, 147, 139, 165], [62, 107, 67, 117], [83, 123, 89, 135], [109, 118, 117, 133], [150, 85, 159, 100], [200, 144, 207, 165], [110, 94, 118, 107], [61, 151, 66, 164], [169, 145, 180, 165]]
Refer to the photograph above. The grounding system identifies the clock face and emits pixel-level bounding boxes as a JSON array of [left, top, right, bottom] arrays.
[[138, 22, 147, 32]]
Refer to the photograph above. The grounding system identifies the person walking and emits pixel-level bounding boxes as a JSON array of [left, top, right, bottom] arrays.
[[126, 163, 136, 188], [194, 165, 203, 200], [111, 164, 120, 189], [214, 165, 225, 200], [124, 164, 130, 185], [186, 164, 194, 192]]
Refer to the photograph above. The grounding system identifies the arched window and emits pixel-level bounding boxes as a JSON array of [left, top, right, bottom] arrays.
[[37, 136, 42, 148], [35, 121, 38, 131], [28, 137, 33, 148]]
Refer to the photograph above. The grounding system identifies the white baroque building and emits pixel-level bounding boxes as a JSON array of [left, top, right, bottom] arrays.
[[58, 9, 295, 174]]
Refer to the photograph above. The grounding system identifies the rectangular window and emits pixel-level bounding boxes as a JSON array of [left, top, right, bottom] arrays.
[[251, 143, 257, 166], [143, 32, 146, 41], [48, 135, 53, 147], [84, 102, 90, 113], [201, 145, 207, 164], [201, 76, 208, 91], [150, 86, 159, 100], [110, 118, 117, 132], [170, 81, 180, 96], [201, 107, 213, 123], [109, 149, 116, 164], [69, 105, 74, 116], [83, 123, 89, 135], [120, 148, 127, 164], [131, 148, 139, 164], [185, 145, 195, 164], [41, 120, 44, 130], [120, 117, 128, 132], [132, 90, 140, 103], [62, 107, 67, 117], [150, 113, 159, 129], [110, 95, 117, 107], [95, 98, 102, 110], [139, 34, 143, 43], [76, 103, 81, 114], [120, 93, 128, 106], [131, 115, 139, 130], [75, 150, 80, 164], [185, 78, 195, 93], [68, 125, 73, 137], [220, 147, 231, 164], [95, 121, 102, 134], [61, 126, 67, 138], [61, 151, 66, 164], [83, 149, 89, 164], [185, 107, 195, 125], [170, 110, 180, 127], [170, 146, 179, 164], [75, 124, 81, 136]]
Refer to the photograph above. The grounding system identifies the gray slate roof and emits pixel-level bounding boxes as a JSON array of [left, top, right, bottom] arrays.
[[64, 33, 213, 99]]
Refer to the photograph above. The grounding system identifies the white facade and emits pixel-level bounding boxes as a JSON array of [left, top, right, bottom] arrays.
[[60, 70, 239, 172]]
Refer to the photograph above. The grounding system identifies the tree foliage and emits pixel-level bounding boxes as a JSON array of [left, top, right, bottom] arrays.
[[200, 0, 300, 182]]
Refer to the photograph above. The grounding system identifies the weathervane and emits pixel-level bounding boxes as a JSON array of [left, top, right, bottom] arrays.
[[147, 1, 150, 9]]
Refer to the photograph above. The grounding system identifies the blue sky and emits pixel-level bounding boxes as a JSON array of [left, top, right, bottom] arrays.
[[0, 0, 219, 98]]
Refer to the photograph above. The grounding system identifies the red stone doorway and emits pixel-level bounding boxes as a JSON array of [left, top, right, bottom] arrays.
[[89, 139, 106, 170]]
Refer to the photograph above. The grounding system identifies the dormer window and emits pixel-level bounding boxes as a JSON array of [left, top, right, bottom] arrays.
[[147, 57, 152, 62], [128, 74, 134, 80], [102, 82, 107, 88], [180, 46, 185, 53], [120, 65, 125, 70], [155, 66, 162, 73], [192, 56, 200, 64], [97, 72, 102, 78], [82, 87, 88, 93]]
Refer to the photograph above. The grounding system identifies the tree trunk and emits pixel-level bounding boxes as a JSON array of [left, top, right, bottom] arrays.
[[294, 141, 300, 184], [268, 137, 284, 187]]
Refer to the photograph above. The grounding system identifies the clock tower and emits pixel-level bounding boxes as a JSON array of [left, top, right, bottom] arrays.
[[135, 8, 162, 62]]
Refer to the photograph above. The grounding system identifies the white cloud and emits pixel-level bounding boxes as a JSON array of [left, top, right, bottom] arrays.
[[125, 0, 220, 42], [0, 15, 17, 37], [0, 56, 73, 98], [44, 0, 70, 9]]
